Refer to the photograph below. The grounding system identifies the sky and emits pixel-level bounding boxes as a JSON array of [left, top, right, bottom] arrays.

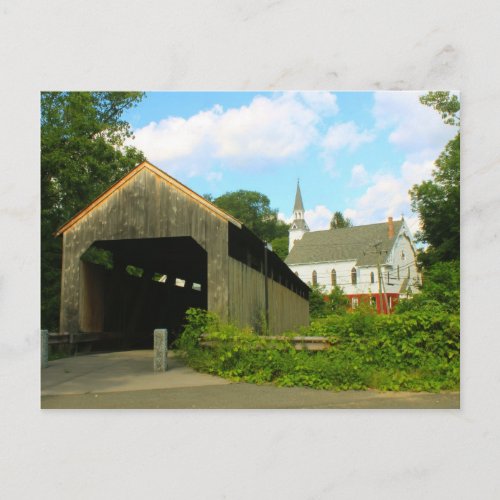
[[122, 91, 458, 234]]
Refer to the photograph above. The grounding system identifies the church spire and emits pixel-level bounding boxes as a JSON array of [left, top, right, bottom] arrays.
[[289, 181, 309, 253], [294, 180, 305, 213]]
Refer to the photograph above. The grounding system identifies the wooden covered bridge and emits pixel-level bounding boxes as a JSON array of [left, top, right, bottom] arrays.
[[56, 161, 309, 347]]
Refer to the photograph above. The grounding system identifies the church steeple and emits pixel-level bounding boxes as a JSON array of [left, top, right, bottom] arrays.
[[294, 181, 305, 214], [289, 181, 309, 252]]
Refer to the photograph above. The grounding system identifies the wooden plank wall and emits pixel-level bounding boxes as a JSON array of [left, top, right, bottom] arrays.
[[60, 167, 229, 333], [228, 257, 309, 334], [267, 277, 309, 334], [79, 261, 106, 333], [228, 258, 266, 331]]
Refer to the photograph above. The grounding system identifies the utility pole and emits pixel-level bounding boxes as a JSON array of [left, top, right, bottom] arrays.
[[263, 241, 270, 334], [374, 241, 390, 314]]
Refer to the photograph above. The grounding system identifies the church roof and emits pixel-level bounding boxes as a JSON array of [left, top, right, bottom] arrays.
[[285, 220, 403, 266], [293, 182, 305, 212]]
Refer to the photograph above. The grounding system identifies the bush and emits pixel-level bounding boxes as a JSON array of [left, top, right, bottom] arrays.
[[176, 308, 459, 392], [395, 260, 459, 314]]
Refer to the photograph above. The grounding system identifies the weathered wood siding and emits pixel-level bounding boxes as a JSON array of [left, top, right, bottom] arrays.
[[267, 277, 309, 333], [228, 257, 309, 334], [79, 261, 106, 333], [228, 258, 265, 330], [60, 167, 229, 333]]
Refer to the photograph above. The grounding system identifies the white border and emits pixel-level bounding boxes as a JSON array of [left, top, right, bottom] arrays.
[[1, 1, 499, 497]]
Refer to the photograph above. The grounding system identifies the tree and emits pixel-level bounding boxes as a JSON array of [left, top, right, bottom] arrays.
[[330, 211, 353, 229], [419, 91, 460, 126], [41, 92, 145, 330], [410, 92, 460, 265], [309, 284, 328, 318], [212, 190, 289, 242], [270, 236, 289, 260], [326, 285, 349, 315], [395, 260, 459, 314]]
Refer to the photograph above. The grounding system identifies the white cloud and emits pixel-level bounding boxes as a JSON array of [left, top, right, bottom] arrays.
[[345, 160, 435, 226], [292, 91, 339, 115], [214, 95, 318, 159], [304, 205, 333, 231], [350, 163, 369, 185], [322, 121, 375, 152], [280, 205, 333, 232], [129, 93, 325, 177], [373, 91, 457, 161], [205, 171, 223, 182]]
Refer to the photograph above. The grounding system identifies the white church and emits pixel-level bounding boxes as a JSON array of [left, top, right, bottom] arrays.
[[285, 183, 421, 313]]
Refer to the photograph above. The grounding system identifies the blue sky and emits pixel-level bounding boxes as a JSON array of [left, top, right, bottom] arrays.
[[123, 91, 458, 233]]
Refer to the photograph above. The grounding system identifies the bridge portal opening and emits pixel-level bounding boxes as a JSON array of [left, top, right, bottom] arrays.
[[79, 236, 207, 348]]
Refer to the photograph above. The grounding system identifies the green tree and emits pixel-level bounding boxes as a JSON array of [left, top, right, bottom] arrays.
[[330, 211, 353, 229], [309, 284, 328, 318], [326, 285, 349, 314], [419, 91, 460, 126], [41, 92, 145, 330], [395, 260, 459, 314], [410, 92, 460, 266], [212, 190, 289, 242], [270, 236, 289, 260]]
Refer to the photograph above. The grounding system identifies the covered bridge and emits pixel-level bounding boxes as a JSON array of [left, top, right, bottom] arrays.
[[56, 161, 309, 347]]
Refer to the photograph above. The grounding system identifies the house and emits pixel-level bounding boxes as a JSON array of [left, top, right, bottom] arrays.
[[285, 183, 420, 313], [56, 161, 309, 345]]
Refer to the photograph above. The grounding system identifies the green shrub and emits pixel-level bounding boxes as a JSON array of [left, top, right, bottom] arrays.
[[176, 308, 459, 392]]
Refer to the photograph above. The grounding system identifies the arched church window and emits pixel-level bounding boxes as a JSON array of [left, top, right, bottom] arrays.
[[370, 271, 375, 284], [331, 269, 337, 286], [312, 270, 317, 286], [351, 267, 357, 285]]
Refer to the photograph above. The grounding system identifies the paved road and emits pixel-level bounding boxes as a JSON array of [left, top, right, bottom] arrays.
[[41, 350, 459, 409], [42, 383, 459, 409]]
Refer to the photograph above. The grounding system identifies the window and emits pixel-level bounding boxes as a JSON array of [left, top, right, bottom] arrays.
[[351, 267, 357, 285], [370, 296, 377, 308], [370, 271, 375, 284], [125, 265, 144, 278], [331, 269, 337, 286], [312, 270, 317, 286], [397, 265, 400, 279], [401, 250, 406, 261], [352, 297, 359, 308]]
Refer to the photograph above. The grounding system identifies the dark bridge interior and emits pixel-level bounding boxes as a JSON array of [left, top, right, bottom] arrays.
[[79, 237, 207, 348]]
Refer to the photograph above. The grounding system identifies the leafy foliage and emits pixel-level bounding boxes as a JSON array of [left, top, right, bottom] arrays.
[[41, 92, 145, 330], [419, 91, 460, 126], [210, 190, 289, 242], [411, 91, 460, 266], [308, 284, 329, 318], [395, 260, 459, 314], [270, 236, 289, 260], [309, 285, 349, 318], [177, 308, 459, 392], [330, 211, 353, 229]]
